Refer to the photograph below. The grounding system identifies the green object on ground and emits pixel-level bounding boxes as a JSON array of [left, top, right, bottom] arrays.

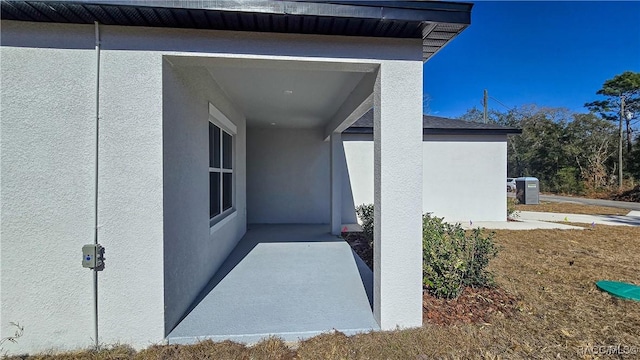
[[596, 280, 640, 301]]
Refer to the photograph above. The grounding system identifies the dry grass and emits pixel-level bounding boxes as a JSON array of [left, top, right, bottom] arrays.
[[515, 201, 630, 216], [6, 226, 640, 360]]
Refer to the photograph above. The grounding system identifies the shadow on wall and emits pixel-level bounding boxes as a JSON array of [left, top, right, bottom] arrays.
[[341, 140, 358, 225], [246, 126, 357, 224]]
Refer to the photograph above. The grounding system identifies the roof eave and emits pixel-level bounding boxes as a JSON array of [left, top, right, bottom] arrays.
[[424, 128, 523, 136], [343, 127, 523, 136], [0, 0, 472, 61]]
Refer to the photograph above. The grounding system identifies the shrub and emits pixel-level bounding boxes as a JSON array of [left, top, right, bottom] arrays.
[[355, 204, 374, 245], [547, 167, 585, 194], [422, 214, 498, 299], [507, 197, 519, 219]]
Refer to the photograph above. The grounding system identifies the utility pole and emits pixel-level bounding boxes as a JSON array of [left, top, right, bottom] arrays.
[[483, 89, 488, 124], [619, 95, 624, 189]]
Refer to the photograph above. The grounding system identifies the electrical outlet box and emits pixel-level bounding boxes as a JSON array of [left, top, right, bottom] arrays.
[[82, 244, 104, 269]]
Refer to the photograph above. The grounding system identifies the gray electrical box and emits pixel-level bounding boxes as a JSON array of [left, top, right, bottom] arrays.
[[82, 244, 104, 269], [516, 177, 540, 205]]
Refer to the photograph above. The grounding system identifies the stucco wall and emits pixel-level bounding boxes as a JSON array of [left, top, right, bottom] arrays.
[[247, 126, 358, 225], [97, 47, 166, 350], [343, 136, 375, 207], [1, 43, 96, 353], [1, 18, 423, 354], [372, 61, 424, 329], [423, 134, 507, 222], [1, 21, 168, 352], [343, 133, 508, 222], [162, 63, 247, 333]]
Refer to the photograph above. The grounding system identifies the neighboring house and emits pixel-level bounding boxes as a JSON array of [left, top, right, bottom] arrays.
[[0, 0, 472, 355], [343, 110, 522, 222]]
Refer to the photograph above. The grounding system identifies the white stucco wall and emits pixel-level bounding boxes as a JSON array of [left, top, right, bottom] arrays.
[[1, 21, 167, 353], [162, 63, 247, 333], [1, 18, 423, 354], [423, 134, 507, 222], [247, 127, 330, 224], [97, 47, 166, 350], [343, 136, 375, 207], [1, 42, 96, 353], [343, 133, 508, 222], [247, 127, 358, 225], [373, 62, 424, 329]]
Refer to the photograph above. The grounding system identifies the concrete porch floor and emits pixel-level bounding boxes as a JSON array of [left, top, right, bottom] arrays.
[[167, 224, 379, 344]]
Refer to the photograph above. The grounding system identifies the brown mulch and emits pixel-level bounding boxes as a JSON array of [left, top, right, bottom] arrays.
[[343, 231, 522, 327], [423, 287, 520, 326], [341, 232, 373, 269]]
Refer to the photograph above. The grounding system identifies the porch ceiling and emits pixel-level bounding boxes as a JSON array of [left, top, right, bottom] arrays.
[[207, 63, 368, 128]]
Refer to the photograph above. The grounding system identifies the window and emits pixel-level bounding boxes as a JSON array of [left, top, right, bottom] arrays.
[[209, 121, 234, 220]]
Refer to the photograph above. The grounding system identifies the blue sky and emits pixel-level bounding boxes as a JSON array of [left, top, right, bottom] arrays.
[[423, 1, 640, 118]]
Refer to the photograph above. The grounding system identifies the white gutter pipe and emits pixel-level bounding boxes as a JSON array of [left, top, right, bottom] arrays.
[[93, 21, 101, 350]]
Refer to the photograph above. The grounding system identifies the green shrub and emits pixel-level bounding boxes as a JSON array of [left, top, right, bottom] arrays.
[[422, 214, 498, 299], [355, 204, 374, 245], [548, 167, 585, 194], [507, 197, 519, 219]]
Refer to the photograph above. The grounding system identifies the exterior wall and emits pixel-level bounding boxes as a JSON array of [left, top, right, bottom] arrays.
[[98, 43, 166, 350], [373, 62, 423, 329], [343, 133, 508, 222], [1, 21, 168, 352], [247, 127, 357, 225], [1, 18, 422, 354], [1, 39, 96, 353], [162, 65, 247, 333], [423, 134, 507, 222], [343, 135, 375, 206]]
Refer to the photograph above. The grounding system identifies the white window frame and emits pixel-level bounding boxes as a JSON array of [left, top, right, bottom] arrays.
[[209, 103, 237, 228]]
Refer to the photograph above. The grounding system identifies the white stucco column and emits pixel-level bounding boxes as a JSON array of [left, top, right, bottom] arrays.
[[330, 132, 342, 235], [373, 61, 423, 329]]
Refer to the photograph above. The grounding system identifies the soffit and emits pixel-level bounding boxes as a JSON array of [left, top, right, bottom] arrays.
[[0, 0, 472, 61]]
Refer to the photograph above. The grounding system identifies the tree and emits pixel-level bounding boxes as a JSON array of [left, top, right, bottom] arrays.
[[458, 106, 483, 123], [628, 135, 640, 180], [565, 113, 617, 190], [459, 105, 575, 191], [585, 71, 640, 154]]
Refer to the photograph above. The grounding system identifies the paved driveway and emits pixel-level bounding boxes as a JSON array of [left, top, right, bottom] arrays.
[[508, 193, 640, 211]]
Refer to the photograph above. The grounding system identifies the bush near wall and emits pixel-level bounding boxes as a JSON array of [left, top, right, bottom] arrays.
[[422, 214, 498, 299], [353, 205, 499, 299], [355, 204, 374, 246]]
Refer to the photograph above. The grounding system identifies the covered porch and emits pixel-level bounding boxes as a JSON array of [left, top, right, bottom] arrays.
[[167, 224, 378, 344], [163, 54, 424, 341]]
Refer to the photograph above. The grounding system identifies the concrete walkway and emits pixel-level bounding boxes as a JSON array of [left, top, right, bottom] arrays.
[[167, 224, 378, 345], [460, 219, 583, 230], [518, 211, 640, 227], [460, 210, 640, 230]]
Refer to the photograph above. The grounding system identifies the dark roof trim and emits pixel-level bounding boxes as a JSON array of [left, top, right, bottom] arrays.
[[423, 128, 523, 136], [343, 127, 523, 136], [345, 111, 523, 136], [0, 0, 472, 61]]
